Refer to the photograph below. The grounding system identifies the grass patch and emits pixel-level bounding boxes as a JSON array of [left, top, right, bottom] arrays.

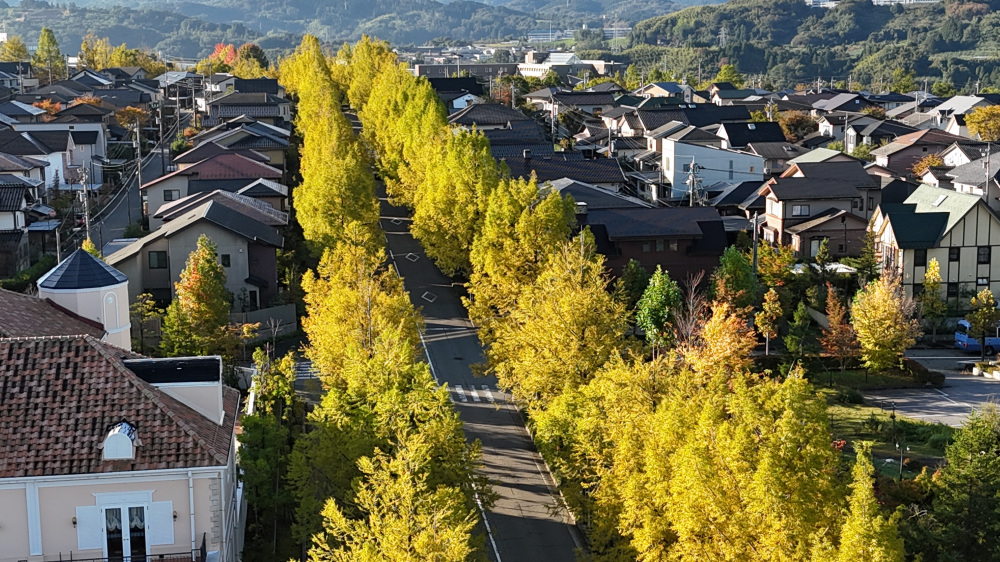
[[820, 387, 954, 479], [807, 368, 928, 391]]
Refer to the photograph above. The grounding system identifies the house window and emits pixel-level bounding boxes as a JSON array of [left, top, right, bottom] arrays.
[[979, 246, 991, 264], [791, 204, 810, 217], [148, 251, 167, 269], [656, 239, 664, 252], [979, 277, 990, 286], [682, 163, 690, 173], [914, 249, 927, 267], [948, 283, 959, 298], [642, 242, 650, 252], [670, 240, 678, 251], [949, 247, 960, 262], [221, 254, 231, 267], [868, 197, 874, 210], [163, 189, 179, 202]]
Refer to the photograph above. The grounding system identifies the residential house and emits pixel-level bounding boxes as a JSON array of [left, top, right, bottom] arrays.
[[0, 336, 243, 562], [945, 154, 1000, 213], [873, 184, 1000, 299], [787, 147, 861, 166], [932, 95, 996, 125], [188, 116, 290, 171], [870, 129, 969, 175], [204, 92, 291, 127], [0, 61, 38, 91], [711, 89, 758, 106], [742, 142, 810, 175], [0, 182, 30, 275], [106, 197, 284, 308], [817, 113, 874, 142], [141, 153, 283, 228], [501, 152, 627, 191], [661, 139, 764, 202], [633, 82, 694, 102], [583, 206, 728, 279], [0, 100, 47, 123], [71, 68, 116, 89], [865, 92, 915, 112], [844, 120, 917, 153], [448, 103, 532, 131]]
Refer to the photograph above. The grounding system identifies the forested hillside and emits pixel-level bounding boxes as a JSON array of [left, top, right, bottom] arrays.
[[619, 0, 1000, 91]]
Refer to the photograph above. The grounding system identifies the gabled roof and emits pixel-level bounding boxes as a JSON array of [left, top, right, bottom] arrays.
[[57, 102, 112, 117], [37, 249, 128, 290], [546, 177, 651, 210], [0, 287, 105, 338], [587, 82, 625, 93], [155, 189, 288, 226], [760, 177, 862, 201], [142, 152, 282, 190], [585, 206, 723, 239], [551, 91, 616, 107], [448, 103, 531, 127], [813, 93, 871, 112], [785, 208, 867, 234], [870, 128, 969, 158], [95, 89, 151, 107], [784, 161, 878, 188], [0, 151, 48, 171], [501, 154, 625, 184], [207, 92, 287, 107], [0, 100, 46, 116], [744, 142, 809, 160], [0, 335, 239, 477], [934, 95, 994, 116], [232, 78, 282, 95], [879, 184, 983, 248], [855, 119, 917, 138], [237, 178, 289, 198], [0, 184, 26, 211], [427, 77, 484, 97], [173, 141, 270, 165], [946, 156, 1000, 187], [710, 181, 769, 208]]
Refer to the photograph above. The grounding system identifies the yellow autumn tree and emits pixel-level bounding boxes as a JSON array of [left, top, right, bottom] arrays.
[[851, 273, 921, 372]]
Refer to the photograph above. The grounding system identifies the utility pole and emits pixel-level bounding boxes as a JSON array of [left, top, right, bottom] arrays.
[[78, 169, 90, 242], [132, 122, 142, 226]]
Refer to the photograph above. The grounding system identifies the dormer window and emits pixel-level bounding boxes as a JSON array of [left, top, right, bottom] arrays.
[[103, 421, 138, 460]]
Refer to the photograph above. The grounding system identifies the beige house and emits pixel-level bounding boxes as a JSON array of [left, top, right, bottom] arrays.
[[106, 198, 284, 308], [873, 184, 1000, 299], [0, 337, 243, 562]]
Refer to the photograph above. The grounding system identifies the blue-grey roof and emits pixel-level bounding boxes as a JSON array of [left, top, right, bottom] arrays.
[[39, 249, 127, 290]]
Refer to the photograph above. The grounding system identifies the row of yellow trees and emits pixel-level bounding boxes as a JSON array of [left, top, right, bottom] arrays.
[[330, 35, 914, 560], [277, 36, 487, 560]]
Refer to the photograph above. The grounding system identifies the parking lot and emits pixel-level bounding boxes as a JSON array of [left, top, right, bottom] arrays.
[[864, 348, 1000, 427]]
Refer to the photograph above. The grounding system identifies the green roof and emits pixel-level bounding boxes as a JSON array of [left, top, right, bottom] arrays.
[[880, 185, 983, 248], [903, 184, 981, 236], [787, 148, 846, 164]]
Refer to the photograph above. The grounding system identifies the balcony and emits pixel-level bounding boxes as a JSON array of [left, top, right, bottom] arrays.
[[55, 551, 204, 562]]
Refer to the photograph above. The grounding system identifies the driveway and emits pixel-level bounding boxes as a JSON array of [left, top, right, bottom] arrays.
[[864, 348, 1000, 427]]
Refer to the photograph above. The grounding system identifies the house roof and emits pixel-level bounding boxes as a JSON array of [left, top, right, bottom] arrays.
[[551, 91, 616, 107], [37, 249, 128, 290], [142, 153, 282, 189], [0, 288, 105, 338], [546, 177, 651, 210], [232, 78, 282, 95], [744, 142, 809, 160], [585, 207, 726, 254], [236, 178, 289, 198], [427, 77, 484, 97], [785, 207, 866, 234], [813, 93, 871, 112], [870, 129, 970, 157], [0, 184, 26, 211], [855, 119, 917, 139], [718, 121, 786, 147], [173, 141, 270, 165], [207, 92, 287, 107], [946, 156, 1000, 187], [760, 177, 862, 201], [0, 335, 239, 477], [634, 105, 751, 130], [587, 82, 625, 93], [95, 89, 151, 107], [787, 147, 856, 164], [934, 95, 994, 116], [155, 189, 288, 226], [879, 184, 983, 248], [448, 104, 531, 127], [785, 161, 878, 187], [501, 154, 625, 184], [710, 181, 769, 208]]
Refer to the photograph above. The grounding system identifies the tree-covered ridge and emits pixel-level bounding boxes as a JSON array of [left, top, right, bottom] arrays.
[[625, 0, 1000, 91]]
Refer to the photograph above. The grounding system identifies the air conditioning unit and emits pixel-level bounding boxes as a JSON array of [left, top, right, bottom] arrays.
[[763, 167, 772, 175]]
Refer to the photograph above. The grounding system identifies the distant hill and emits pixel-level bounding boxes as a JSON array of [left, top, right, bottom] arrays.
[[618, 0, 1000, 91]]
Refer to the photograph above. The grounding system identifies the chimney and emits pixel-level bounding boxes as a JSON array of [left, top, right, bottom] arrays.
[[523, 149, 532, 161]]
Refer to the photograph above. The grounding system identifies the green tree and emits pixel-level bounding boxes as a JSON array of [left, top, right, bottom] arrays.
[[929, 404, 1000, 561], [821, 283, 858, 373], [919, 258, 948, 339], [0, 35, 29, 63], [844, 227, 880, 287], [636, 266, 682, 352], [78, 33, 111, 70], [932, 81, 957, 97], [966, 105, 1000, 142], [81, 237, 101, 259], [966, 288, 1000, 360], [837, 442, 905, 562], [784, 301, 818, 363], [616, 259, 650, 310], [851, 143, 875, 162], [755, 287, 782, 356], [889, 68, 917, 93], [160, 234, 232, 356], [33, 28, 65, 85], [851, 274, 921, 372], [778, 110, 818, 143], [129, 292, 163, 355], [712, 246, 756, 312], [714, 63, 745, 88]]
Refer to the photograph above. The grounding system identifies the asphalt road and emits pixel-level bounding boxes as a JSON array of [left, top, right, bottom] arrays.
[[378, 190, 584, 562], [864, 347, 1000, 427]]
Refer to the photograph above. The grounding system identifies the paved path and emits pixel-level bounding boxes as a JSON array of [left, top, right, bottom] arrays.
[[379, 191, 584, 562], [864, 348, 1000, 427]]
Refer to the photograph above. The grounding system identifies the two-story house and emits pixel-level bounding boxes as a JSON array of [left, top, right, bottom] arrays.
[[873, 184, 1000, 300], [661, 139, 764, 202], [0, 182, 30, 276], [870, 129, 970, 175]]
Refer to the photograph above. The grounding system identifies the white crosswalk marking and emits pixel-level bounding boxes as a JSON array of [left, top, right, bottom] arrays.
[[469, 386, 481, 402], [454, 385, 468, 402], [294, 361, 320, 380], [481, 385, 495, 403]]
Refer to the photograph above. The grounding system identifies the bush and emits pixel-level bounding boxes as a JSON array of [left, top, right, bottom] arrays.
[[836, 388, 865, 404], [902, 358, 946, 386], [0, 254, 57, 292]]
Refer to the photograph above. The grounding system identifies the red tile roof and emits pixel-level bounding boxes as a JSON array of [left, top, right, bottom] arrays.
[[142, 152, 282, 190], [0, 335, 239, 478], [0, 288, 105, 339]]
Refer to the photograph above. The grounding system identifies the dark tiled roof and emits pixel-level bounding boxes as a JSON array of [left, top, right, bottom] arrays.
[[947, 156, 1000, 187], [38, 249, 128, 290], [0, 151, 47, 172], [719, 122, 786, 148], [490, 143, 556, 160], [636, 105, 751, 130], [551, 91, 616, 107], [547, 177, 649, 210], [207, 92, 286, 107], [712, 181, 769, 208], [143, 153, 282, 189], [501, 155, 625, 184], [58, 102, 112, 116], [155, 189, 288, 227], [745, 142, 809, 160], [0, 288, 104, 338], [878, 203, 948, 249], [789, 161, 878, 188], [202, 201, 283, 247], [427, 77, 483, 96], [0, 335, 239, 477], [237, 178, 288, 198], [587, 82, 625, 93], [761, 177, 862, 201], [232, 78, 282, 95], [0, 184, 25, 211], [174, 141, 270, 165], [448, 104, 531, 127], [585, 207, 727, 254], [0, 129, 47, 156], [95, 89, 150, 107], [482, 125, 547, 146]]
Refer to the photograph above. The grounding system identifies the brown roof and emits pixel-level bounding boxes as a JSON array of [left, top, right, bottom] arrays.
[[0, 335, 239, 478], [0, 288, 105, 338], [142, 152, 282, 190]]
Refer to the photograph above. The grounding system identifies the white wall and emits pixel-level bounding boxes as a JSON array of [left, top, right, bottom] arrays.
[[661, 140, 764, 200]]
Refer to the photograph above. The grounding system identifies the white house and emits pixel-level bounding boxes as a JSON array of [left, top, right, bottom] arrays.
[[659, 139, 764, 201]]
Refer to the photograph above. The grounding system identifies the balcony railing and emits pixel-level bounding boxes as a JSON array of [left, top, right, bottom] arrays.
[[56, 551, 204, 562]]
